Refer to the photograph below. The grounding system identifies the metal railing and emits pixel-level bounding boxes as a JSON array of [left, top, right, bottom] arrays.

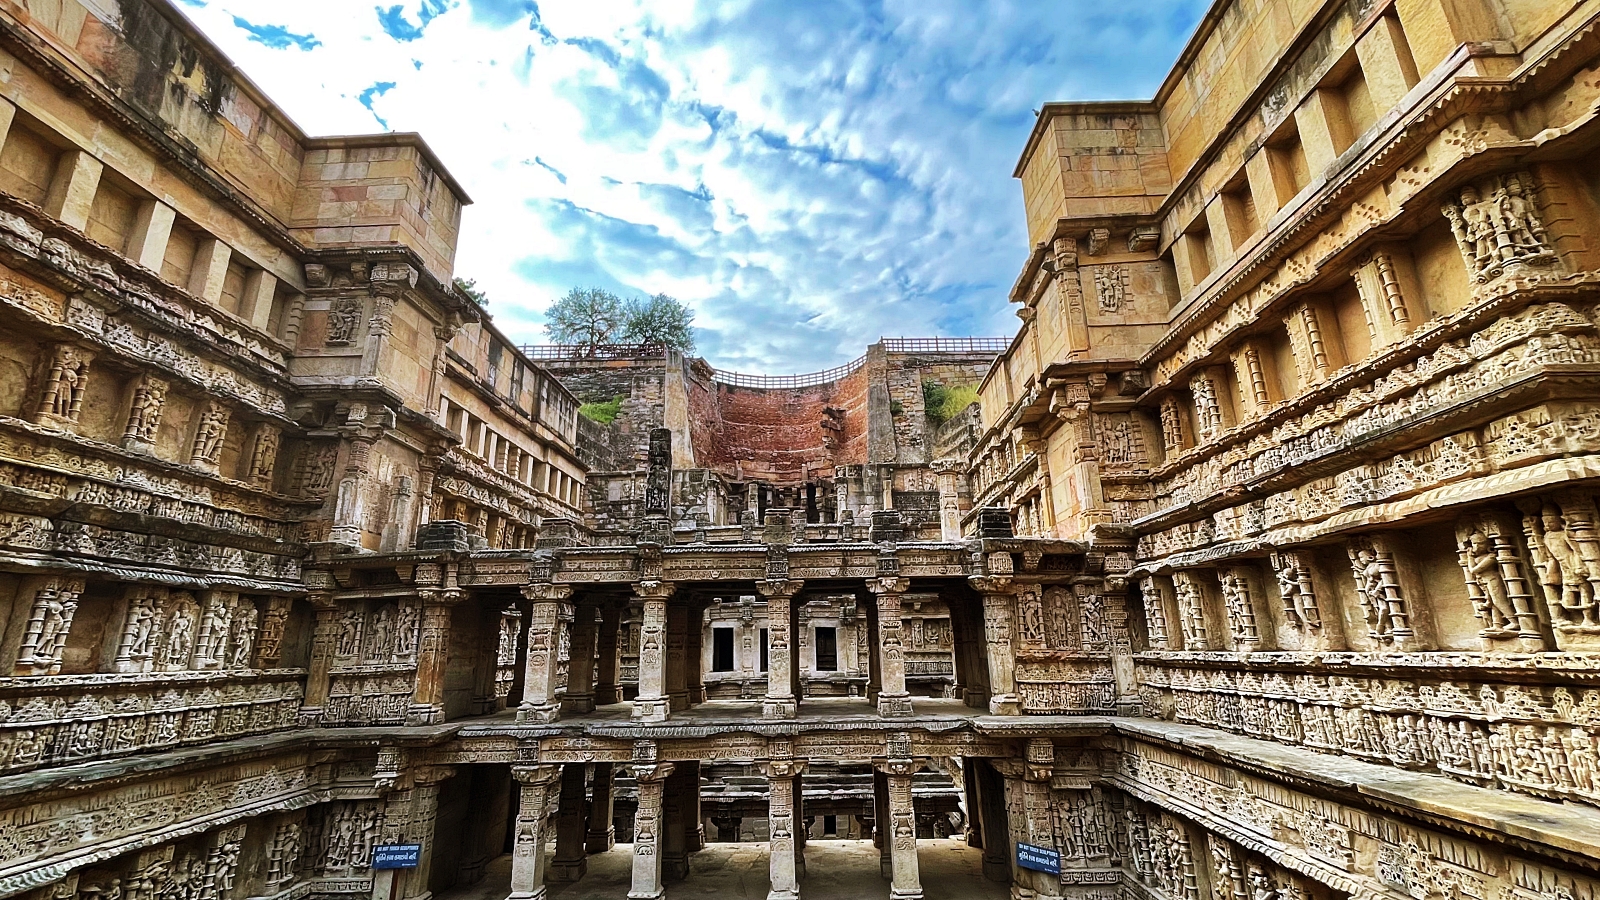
[[516, 337, 1008, 388], [880, 336, 1009, 354], [711, 355, 868, 389], [517, 343, 664, 360]]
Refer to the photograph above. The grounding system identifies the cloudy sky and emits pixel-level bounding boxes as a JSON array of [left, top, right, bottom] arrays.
[[178, 0, 1206, 373]]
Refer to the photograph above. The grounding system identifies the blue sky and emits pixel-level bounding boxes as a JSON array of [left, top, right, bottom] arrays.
[[182, 0, 1207, 373]]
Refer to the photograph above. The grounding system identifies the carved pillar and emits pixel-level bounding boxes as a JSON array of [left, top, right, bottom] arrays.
[[881, 757, 924, 900], [298, 592, 339, 723], [762, 759, 807, 900], [331, 430, 378, 547], [1172, 570, 1211, 651], [633, 581, 675, 722], [11, 576, 84, 675], [121, 373, 168, 452], [666, 602, 689, 712], [1216, 567, 1263, 652], [33, 344, 92, 429], [189, 400, 231, 473], [932, 458, 963, 540], [1346, 536, 1419, 647], [247, 424, 282, 489], [873, 768, 891, 877], [551, 763, 589, 882], [112, 586, 167, 674], [407, 588, 456, 725], [630, 756, 676, 900], [760, 579, 803, 718], [564, 605, 599, 714], [969, 577, 1019, 715], [595, 605, 623, 704], [587, 762, 617, 853], [520, 583, 575, 723], [871, 577, 914, 717], [510, 764, 561, 900]]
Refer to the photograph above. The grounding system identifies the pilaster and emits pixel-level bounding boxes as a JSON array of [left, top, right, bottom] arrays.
[[633, 581, 675, 722], [759, 579, 804, 718], [520, 583, 575, 723], [870, 576, 913, 717]]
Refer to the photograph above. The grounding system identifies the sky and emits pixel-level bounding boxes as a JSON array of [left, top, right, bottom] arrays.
[[177, 0, 1208, 373]]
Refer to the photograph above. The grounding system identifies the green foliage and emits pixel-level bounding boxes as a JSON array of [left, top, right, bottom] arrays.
[[622, 292, 696, 352], [578, 395, 624, 425], [922, 380, 979, 424], [890, 399, 905, 417], [453, 276, 488, 306], [547, 287, 626, 346]]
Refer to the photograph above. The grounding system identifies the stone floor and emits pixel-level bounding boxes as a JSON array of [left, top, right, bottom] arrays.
[[435, 839, 1010, 900]]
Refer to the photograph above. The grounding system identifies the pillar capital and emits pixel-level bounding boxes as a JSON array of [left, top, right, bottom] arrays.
[[756, 578, 804, 599], [758, 758, 809, 779], [633, 579, 676, 601], [512, 764, 561, 786], [869, 576, 911, 595], [523, 582, 574, 602], [877, 757, 925, 777], [967, 575, 1014, 595]]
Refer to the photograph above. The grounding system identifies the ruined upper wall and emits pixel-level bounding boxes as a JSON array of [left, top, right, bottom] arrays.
[[0, 0, 468, 280]]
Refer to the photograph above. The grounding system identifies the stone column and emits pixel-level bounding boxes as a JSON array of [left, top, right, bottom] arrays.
[[634, 581, 675, 722], [552, 763, 590, 882], [407, 590, 457, 725], [970, 577, 1020, 715], [870, 577, 914, 717], [792, 771, 806, 876], [510, 765, 561, 900], [595, 605, 623, 705], [587, 762, 617, 853], [759, 580, 803, 718], [630, 759, 676, 900], [931, 458, 963, 541], [298, 592, 339, 724], [520, 583, 575, 724], [881, 758, 924, 900], [873, 768, 891, 878], [686, 601, 706, 705], [686, 760, 705, 852], [663, 762, 692, 881], [761, 759, 807, 900], [666, 602, 690, 712], [564, 605, 599, 715]]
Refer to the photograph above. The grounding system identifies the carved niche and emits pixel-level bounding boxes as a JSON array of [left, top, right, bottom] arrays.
[[13, 576, 86, 675], [34, 344, 92, 427], [1518, 492, 1600, 649], [1441, 170, 1559, 284]]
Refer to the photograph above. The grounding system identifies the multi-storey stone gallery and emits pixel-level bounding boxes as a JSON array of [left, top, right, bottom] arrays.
[[2, 0, 1600, 899]]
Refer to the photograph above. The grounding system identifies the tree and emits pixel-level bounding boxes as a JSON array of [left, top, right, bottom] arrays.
[[453, 276, 488, 307], [623, 292, 696, 352], [545, 287, 626, 348]]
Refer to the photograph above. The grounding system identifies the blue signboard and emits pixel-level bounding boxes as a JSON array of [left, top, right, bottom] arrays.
[[1017, 841, 1062, 875], [372, 844, 422, 870]]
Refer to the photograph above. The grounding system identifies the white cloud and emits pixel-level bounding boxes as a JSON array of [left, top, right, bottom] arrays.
[[180, 0, 1206, 372]]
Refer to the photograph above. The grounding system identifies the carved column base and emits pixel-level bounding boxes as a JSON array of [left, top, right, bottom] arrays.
[[121, 437, 156, 455], [563, 693, 596, 715], [988, 694, 1020, 716], [329, 524, 362, 546], [891, 889, 925, 900], [768, 890, 800, 900], [877, 693, 914, 717], [633, 698, 671, 722], [508, 890, 548, 900], [550, 858, 588, 882], [596, 686, 624, 705], [627, 890, 665, 900], [519, 702, 562, 724], [763, 698, 797, 718], [406, 703, 444, 726], [297, 707, 325, 727], [983, 855, 1009, 882], [586, 826, 616, 854], [1114, 698, 1142, 717]]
